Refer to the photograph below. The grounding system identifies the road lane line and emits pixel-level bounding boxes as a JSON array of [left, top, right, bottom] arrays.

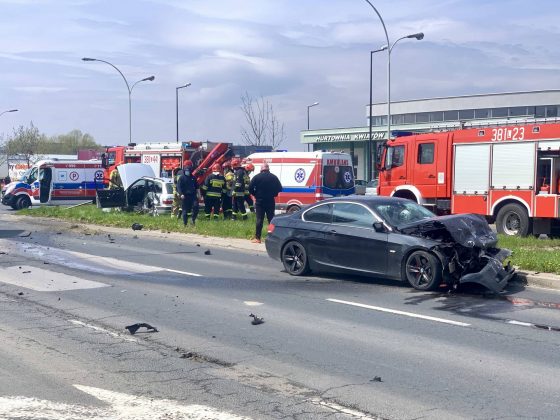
[[69, 320, 137, 342], [310, 398, 376, 419], [507, 320, 533, 327], [164, 268, 201, 277], [0, 265, 109, 291], [327, 298, 471, 327]]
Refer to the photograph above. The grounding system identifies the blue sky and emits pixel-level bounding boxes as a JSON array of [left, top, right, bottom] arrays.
[[0, 0, 558, 150]]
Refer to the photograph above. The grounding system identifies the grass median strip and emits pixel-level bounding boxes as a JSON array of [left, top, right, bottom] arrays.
[[498, 234, 560, 275], [19, 204, 265, 240]]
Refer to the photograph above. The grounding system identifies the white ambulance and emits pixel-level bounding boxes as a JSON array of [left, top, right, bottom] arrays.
[[2, 159, 104, 209], [246, 151, 355, 213]]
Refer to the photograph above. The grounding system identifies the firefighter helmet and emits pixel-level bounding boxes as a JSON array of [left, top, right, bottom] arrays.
[[183, 160, 193, 168], [211, 163, 222, 172], [231, 158, 241, 168], [245, 163, 255, 172]]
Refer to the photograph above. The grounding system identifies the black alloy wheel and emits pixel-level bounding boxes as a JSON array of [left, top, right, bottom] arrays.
[[281, 241, 310, 276], [404, 250, 442, 291]]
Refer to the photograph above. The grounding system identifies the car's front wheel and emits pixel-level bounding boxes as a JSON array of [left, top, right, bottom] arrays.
[[281, 241, 310, 276], [404, 250, 442, 291]]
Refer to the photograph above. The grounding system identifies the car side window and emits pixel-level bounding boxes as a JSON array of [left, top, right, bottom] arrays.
[[332, 203, 374, 228], [153, 181, 163, 194], [304, 204, 332, 223]]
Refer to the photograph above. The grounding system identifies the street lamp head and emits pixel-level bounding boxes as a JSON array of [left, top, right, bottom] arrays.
[[8, 109, 18, 113], [143, 76, 155, 82], [82, 57, 96, 61], [308, 102, 319, 108], [408, 32, 424, 40], [184, 83, 191, 88]]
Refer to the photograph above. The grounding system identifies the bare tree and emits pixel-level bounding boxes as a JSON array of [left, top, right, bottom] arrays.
[[240, 92, 286, 149]]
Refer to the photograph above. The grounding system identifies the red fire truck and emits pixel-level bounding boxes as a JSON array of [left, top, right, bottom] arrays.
[[377, 122, 560, 237], [101, 141, 232, 184]]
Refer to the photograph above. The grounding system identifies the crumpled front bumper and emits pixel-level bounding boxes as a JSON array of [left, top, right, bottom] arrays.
[[458, 248, 515, 293]]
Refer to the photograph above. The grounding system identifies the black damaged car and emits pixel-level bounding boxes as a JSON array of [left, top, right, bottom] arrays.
[[265, 196, 514, 292]]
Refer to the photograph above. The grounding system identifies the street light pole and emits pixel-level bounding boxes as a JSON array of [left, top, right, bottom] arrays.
[[368, 47, 387, 182], [307, 102, 319, 152], [362, 1, 423, 146], [82, 57, 155, 144], [0, 109, 18, 118], [176, 83, 191, 143]]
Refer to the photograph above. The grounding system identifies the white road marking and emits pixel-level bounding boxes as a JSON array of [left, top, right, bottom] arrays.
[[507, 320, 534, 327], [0, 266, 109, 291], [0, 384, 252, 419], [165, 268, 202, 277], [327, 298, 471, 327], [69, 320, 137, 343], [310, 398, 376, 419], [243, 301, 264, 306]]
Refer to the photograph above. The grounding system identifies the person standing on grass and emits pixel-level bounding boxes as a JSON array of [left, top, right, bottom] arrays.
[[177, 160, 199, 226], [248, 162, 282, 243]]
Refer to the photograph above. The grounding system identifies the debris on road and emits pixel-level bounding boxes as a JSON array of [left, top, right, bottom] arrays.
[[18, 231, 31, 237], [250, 314, 264, 325], [370, 376, 383, 383], [22, 271, 31, 274], [17, 292, 24, 296], [131, 223, 143, 231], [204, 249, 212, 255], [125, 323, 159, 335]]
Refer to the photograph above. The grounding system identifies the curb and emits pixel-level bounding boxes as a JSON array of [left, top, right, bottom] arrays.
[[515, 270, 560, 291]]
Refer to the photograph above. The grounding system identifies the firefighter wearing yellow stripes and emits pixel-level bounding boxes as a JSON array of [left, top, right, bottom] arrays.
[[202, 163, 226, 220], [222, 161, 234, 220], [109, 167, 122, 189], [243, 162, 255, 212], [231, 158, 248, 220], [171, 168, 182, 218]]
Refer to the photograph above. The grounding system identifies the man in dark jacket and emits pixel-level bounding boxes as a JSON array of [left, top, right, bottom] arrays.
[[176, 160, 199, 226], [248, 162, 282, 243]]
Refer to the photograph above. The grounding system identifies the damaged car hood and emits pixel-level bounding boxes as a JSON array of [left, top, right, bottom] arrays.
[[117, 163, 156, 190], [398, 214, 497, 248]]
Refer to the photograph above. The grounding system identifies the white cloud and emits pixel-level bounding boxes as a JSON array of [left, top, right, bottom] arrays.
[[13, 86, 68, 93]]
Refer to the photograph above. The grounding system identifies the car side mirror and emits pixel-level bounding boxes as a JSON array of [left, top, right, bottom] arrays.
[[373, 221, 385, 233]]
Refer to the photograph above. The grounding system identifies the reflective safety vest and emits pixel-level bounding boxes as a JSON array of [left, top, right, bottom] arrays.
[[243, 172, 251, 196], [224, 170, 235, 197], [202, 173, 226, 198]]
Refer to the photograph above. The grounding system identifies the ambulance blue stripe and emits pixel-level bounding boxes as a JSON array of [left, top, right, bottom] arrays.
[[52, 182, 102, 189]]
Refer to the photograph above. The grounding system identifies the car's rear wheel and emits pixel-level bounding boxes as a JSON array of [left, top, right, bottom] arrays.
[[281, 240, 310, 276], [286, 205, 301, 214], [404, 250, 442, 291]]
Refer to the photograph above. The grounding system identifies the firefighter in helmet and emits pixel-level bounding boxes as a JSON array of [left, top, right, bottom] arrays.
[[202, 163, 226, 220], [222, 161, 234, 220], [243, 162, 255, 213], [109, 166, 122, 190], [170, 167, 182, 218], [231, 158, 247, 220]]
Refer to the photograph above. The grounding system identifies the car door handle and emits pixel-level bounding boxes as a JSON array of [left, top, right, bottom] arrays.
[[329, 229, 337, 233], [428, 174, 435, 178], [399, 176, 405, 179]]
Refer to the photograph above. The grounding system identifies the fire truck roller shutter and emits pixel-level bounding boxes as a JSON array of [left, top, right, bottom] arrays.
[[453, 144, 490, 195], [491, 142, 535, 190]]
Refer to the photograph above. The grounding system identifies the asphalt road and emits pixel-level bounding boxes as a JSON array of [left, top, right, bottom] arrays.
[[1, 208, 560, 419]]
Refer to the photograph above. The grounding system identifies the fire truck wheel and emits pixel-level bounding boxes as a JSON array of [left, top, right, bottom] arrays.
[[281, 240, 310, 276], [496, 203, 530, 237], [15, 195, 31, 210], [403, 250, 442, 291]]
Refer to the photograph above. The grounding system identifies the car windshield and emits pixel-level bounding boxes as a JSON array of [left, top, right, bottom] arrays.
[[165, 183, 174, 194], [371, 201, 435, 227]]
